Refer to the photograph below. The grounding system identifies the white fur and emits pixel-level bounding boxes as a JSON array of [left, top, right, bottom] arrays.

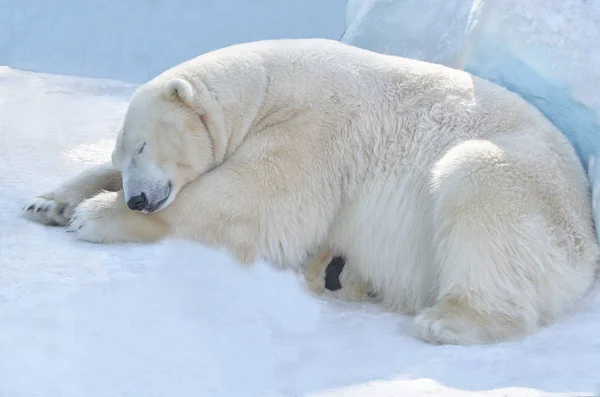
[[22, 39, 599, 345]]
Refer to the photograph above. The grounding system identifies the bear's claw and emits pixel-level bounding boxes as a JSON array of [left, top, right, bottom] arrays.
[[21, 196, 74, 227]]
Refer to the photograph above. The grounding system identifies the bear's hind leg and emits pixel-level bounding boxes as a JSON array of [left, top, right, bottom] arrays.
[[414, 139, 597, 345]]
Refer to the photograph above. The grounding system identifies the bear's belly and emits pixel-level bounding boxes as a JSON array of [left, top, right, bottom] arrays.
[[328, 173, 438, 314]]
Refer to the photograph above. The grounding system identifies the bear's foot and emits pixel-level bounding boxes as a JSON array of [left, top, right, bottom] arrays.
[[67, 194, 116, 243], [21, 195, 77, 227], [21, 161, 123, 229], [413, 297, 535, 345], [67, 191, 166, 244]]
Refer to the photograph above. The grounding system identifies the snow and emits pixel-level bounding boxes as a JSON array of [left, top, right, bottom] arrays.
[[0, 0, 347, 83], [1, 67, 600, 397], [2, 0, 600, 395], [342, 0, 600, 243]]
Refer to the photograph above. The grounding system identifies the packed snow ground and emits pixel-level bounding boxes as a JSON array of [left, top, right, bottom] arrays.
[[1, 67, 600, 396]]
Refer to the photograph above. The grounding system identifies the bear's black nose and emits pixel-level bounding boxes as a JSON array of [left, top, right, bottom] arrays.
[[127, 193, 147, 211]]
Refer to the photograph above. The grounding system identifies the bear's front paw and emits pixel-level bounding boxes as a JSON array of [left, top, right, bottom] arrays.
[[67, 192, 125, 243], [21, 195, 77, 226]]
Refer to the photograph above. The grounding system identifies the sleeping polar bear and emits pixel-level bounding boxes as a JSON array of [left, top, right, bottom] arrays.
[[22, 38, 599, 345]]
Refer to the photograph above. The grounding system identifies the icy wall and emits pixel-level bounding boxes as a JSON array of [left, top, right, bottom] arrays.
[[342, 0, 600, 235], [342, 0, 600, 169]]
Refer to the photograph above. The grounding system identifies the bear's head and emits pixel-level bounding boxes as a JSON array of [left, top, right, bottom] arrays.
[[111, 77, 227, 213]]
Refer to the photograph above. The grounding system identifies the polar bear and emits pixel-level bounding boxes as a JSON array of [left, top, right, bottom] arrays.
[[22, 38, 599, 345]]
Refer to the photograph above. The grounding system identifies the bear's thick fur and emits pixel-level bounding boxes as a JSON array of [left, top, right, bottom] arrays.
[[23, 39, 599, 345]]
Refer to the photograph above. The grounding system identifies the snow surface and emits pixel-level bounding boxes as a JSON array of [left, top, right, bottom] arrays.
[[1, 67, 600, 397], [2, 0, 600, 395], [0, 0, 347, 83]]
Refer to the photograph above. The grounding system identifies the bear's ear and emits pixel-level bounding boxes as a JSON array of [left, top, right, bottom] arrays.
[[163, 78, 195, 108]]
